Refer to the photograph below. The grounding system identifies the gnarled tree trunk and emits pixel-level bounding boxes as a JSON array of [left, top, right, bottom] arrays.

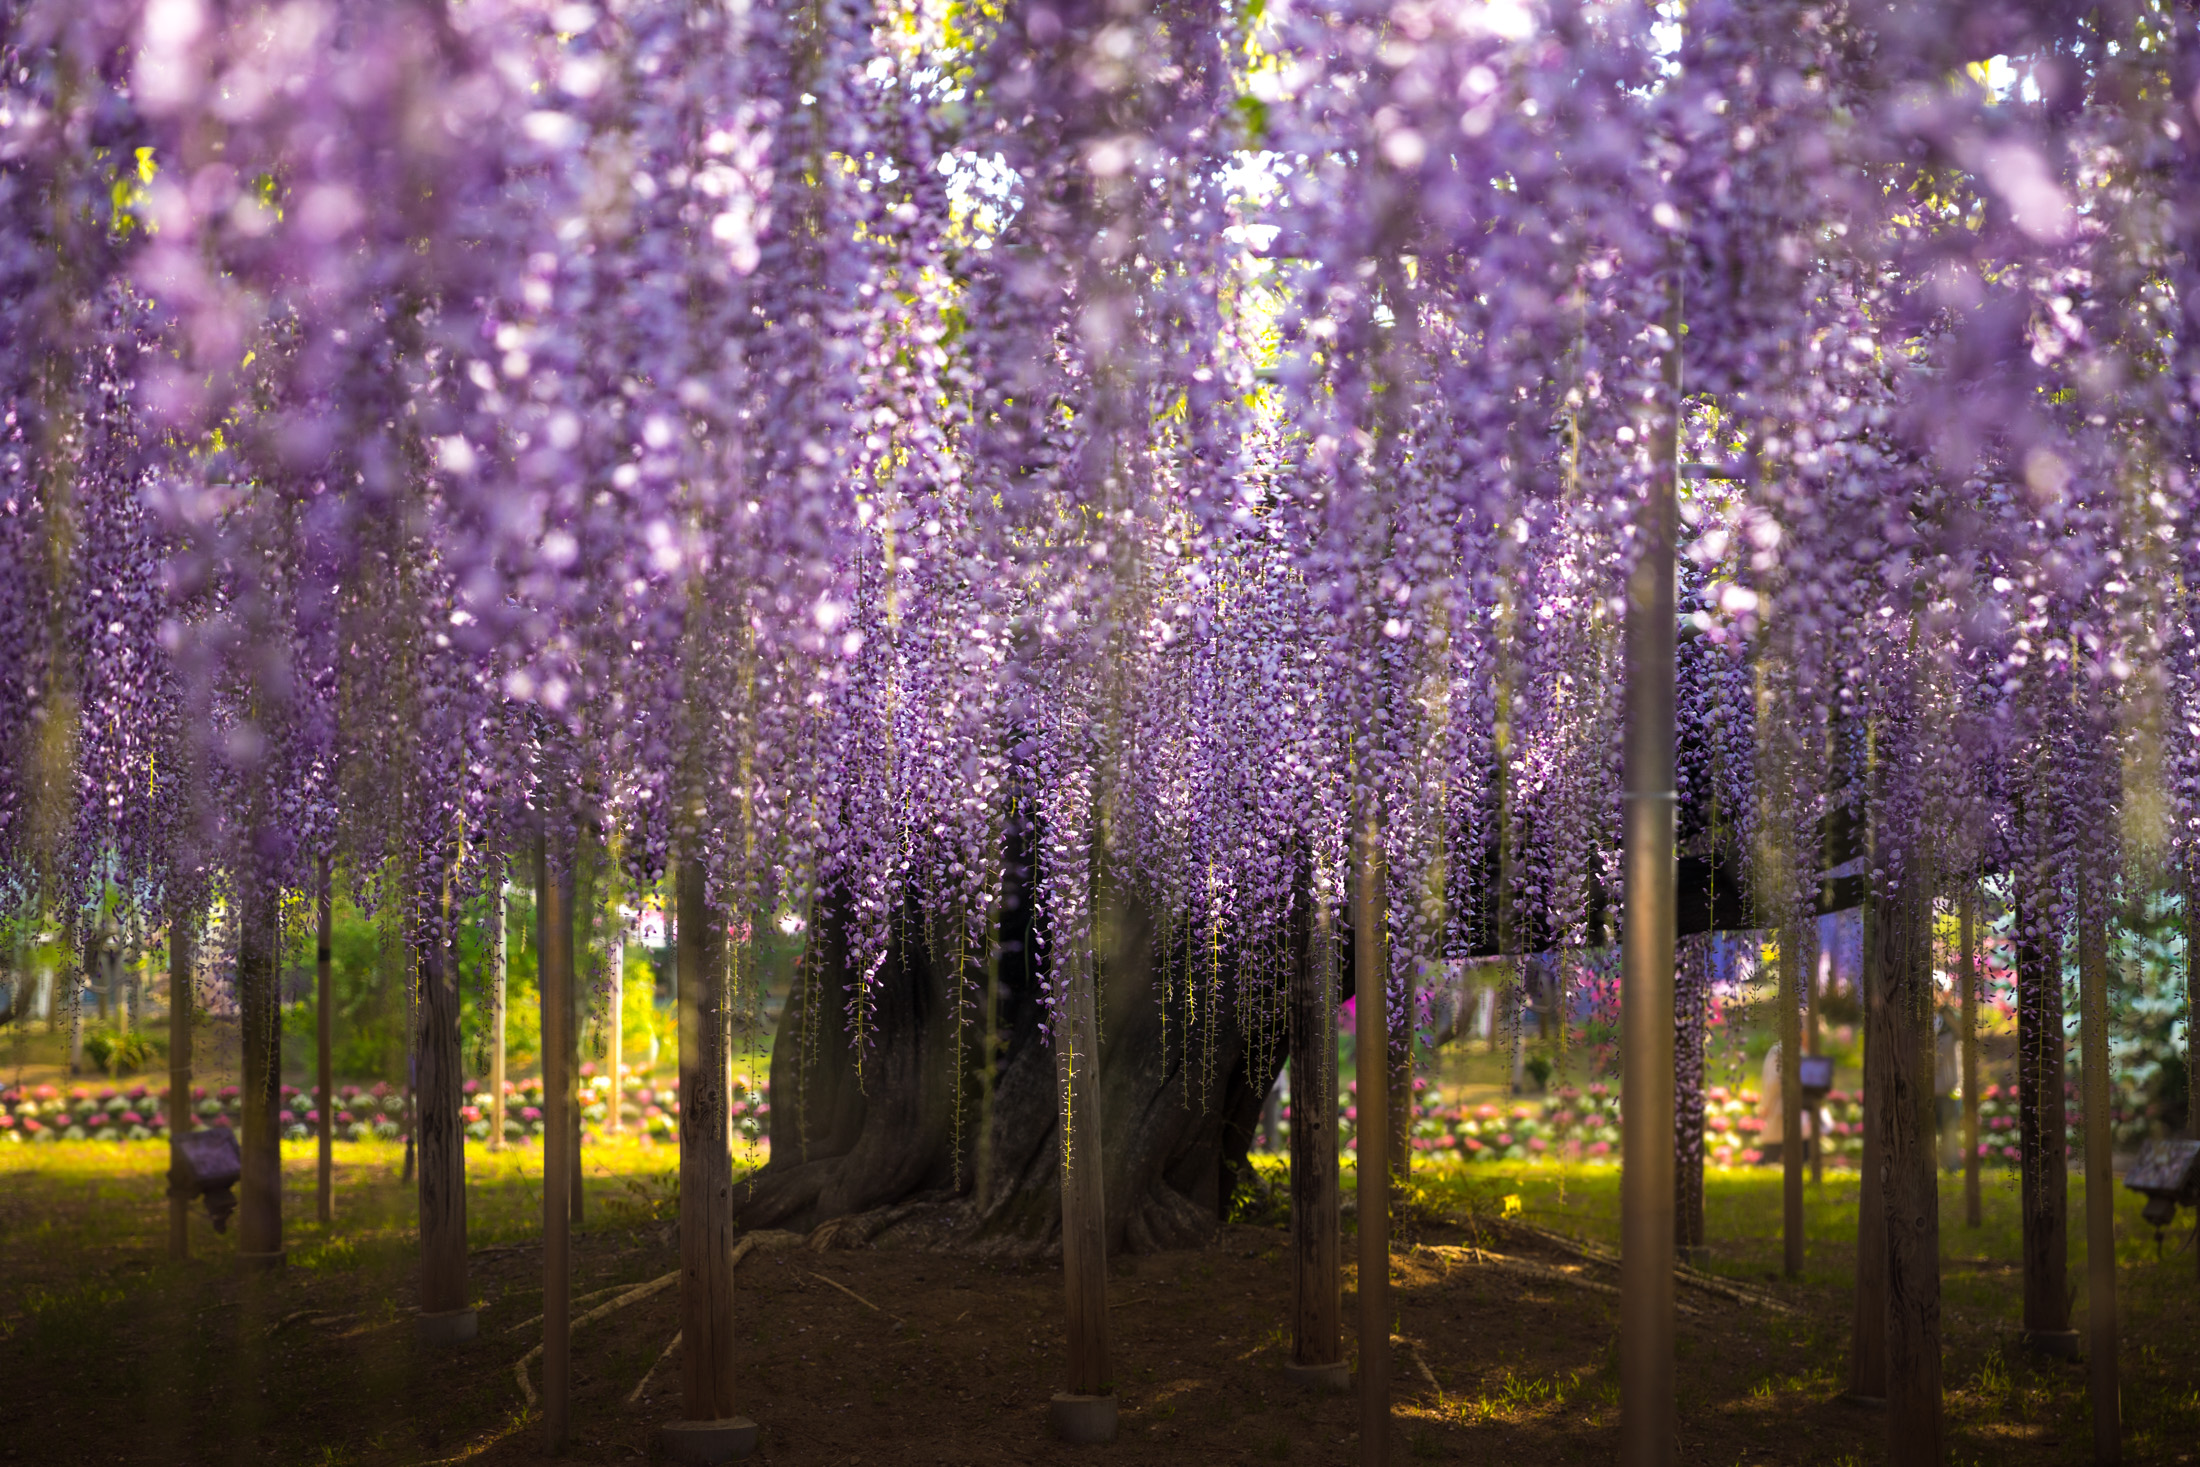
[[737, 840, 1292, 1257]]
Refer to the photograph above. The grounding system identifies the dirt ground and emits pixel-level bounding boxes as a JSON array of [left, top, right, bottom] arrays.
[[3, 1143, 2196, 1467]]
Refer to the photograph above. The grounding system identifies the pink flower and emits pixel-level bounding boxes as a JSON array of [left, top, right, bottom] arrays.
[[1588, 1140, 1611, 1156]]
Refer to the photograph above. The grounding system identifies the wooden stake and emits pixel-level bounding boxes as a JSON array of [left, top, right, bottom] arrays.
[[1778, 922, 1804, 1278], [538, 833, 574, 1453], [491, 881, 508, 1153], [417, 877, 469, 1318], [1618, 274, 1679, 1467], [1354, 815, 1389, 1467], [674, 857, 739, 1420], [1960, 882, 1980, 1229], [167, 914, 193, 1262], [1288, 893, 1342, 1376], [2076, 875, 2118, 1464], [237, 878, 284, 1263], [317, 860, 334, 1226]]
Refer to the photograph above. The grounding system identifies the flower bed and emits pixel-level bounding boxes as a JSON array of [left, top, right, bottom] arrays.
[[0, 1072, 773, 1149], [1257, 1079, 2054, 1169]]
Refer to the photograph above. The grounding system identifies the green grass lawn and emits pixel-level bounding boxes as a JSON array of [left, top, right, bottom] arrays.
[[3, 1142, 2195, 1466]]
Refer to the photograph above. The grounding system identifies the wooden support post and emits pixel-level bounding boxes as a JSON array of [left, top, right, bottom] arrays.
[[1848, 889, 1887, 1403], [490, 881, 508, 1153], [1878, 850, 1941, 1463], [2188, 863, 2198, 1285], [317, 860, 334, 1226], [1386, 896, 1411, 1185], [664, 856, 748, 1455], [237, 879, 284, 1266], [2014, 863, 2072, 1352], [1808, 923, 1825, 1187], [1287, 894, 1343, 1389], [1779, 922, 1804, 1278], [1618, 277, 1679, 1467], [538, 834, 574, 1453], [1674, 940, 1708, 1260], [167, 914, 194, 1262], [1354, 817, 1389, 1467], [417, 878, 473, 1341], [1051, 911, 1114, 1441], [570, 854, 588, 1226], [1960, 882, 1980, 1229], [2076, 875, 2118, 1464], [607, 924, 624, 1141]]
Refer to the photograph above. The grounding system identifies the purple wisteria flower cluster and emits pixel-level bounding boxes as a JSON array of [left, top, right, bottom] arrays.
[[0, 0, 2191, 1068]]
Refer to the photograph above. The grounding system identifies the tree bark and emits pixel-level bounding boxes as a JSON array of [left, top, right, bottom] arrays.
[[237, 877, 284, 1264], [417, 881, 468, 1317], [2075, 875, 2118, 1464], [2014, 862, 2071, 1346], [1289, 895, 1341, 1372], [736, 824, 1276, 1258], [167, 915, 194, 1262], [1877, 859, 1941, 1464], [675, 857, 739, 1421], [537, 835, 575, 1453]]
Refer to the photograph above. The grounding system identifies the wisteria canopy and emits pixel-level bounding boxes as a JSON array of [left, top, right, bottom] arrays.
[[3, 0, 2196, 1036]]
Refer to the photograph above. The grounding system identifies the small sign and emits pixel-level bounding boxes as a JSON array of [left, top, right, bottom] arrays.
[[2123, 1139, 2200, 1200]]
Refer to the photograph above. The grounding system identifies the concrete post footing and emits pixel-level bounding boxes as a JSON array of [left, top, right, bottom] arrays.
[[1282, 1360, 1350, 1392], [655, 1418, 758, 1463], [1049, 1393, 1118, 1445], [416, 1308, 478, 1346]]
